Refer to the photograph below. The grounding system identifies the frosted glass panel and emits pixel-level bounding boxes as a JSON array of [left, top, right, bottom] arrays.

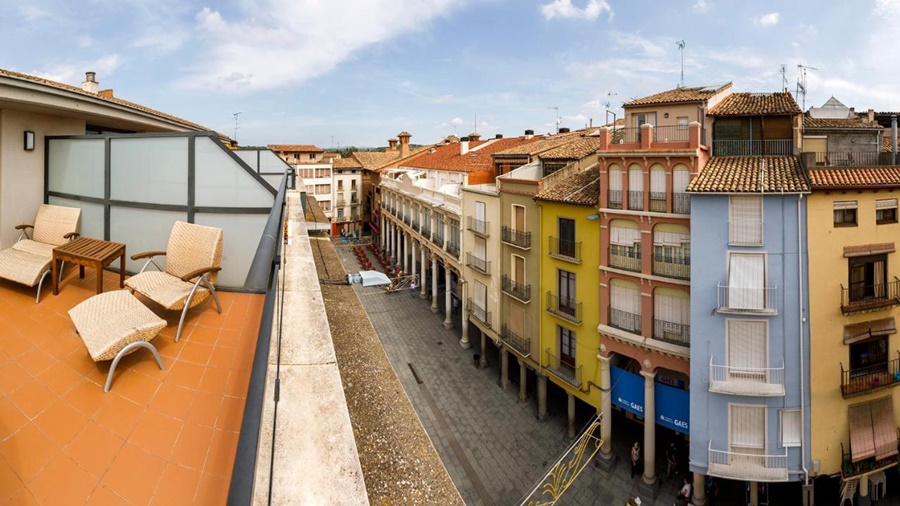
[[195, 137, 274, 207], [110, 137, 188, 205], [262, 174, 283, 188], [109, 207, 186, 274], [47, 139, 105, 198], [195, 213, 267, 288], [258, 150, 290, 173], [48, 197, 104, 240]]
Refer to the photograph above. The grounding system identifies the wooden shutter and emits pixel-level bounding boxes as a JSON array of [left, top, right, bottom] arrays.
[[609, 167, 622, 191], [727, 320, 767, 377], [730, 404, 766, 449], [729, 253, 765, 310], [651, 167, 666, 193], [729, 196, 763, 245]]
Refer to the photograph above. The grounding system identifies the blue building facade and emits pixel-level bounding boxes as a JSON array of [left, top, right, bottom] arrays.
[[688, 156, 811, 492]]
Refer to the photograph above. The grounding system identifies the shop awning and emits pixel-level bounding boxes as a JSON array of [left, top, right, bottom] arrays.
[[843, 317, 897, 344], [849, 396, 897, 463]]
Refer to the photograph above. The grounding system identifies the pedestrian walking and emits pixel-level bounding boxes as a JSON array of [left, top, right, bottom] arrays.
[[410, 280, 418, 297], [675, 476, 692, 506], [630, 442, 641, 478], [666, 441, 678, 479]]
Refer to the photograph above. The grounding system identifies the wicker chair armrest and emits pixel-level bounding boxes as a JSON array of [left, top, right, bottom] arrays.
[[180, 266, 222, 282], [63, 232, 80, 239], [131, 250, 167, 261], [15, 224, 33, 231]]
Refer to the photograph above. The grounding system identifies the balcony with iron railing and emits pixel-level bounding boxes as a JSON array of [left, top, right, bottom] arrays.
[[608, 189, 623, 210], [652, 254, 690, 280], [816, 151, 891, 167], [411, 220, 419, 232], [712, 139, 793, 156], [502, 226, 531, 249], [709, 358, 785, 396], [628, 191, 644, 211], [502, 275, 531, 302], [650, 192, 667, 213], [336, 196, 346, 207], [609, 245, 641, 272], [447, 240, 460, 258], [707, 442, 788, 482], [840, 354, 900, 398], [421, 224, 431, 239], [840, 431, 900, 479], [466, 252, 490, 275], [549, 237, 581, 263], [403, 216, 410, 226], [673, 193, 691, 214], [716, 284, 778, 315], [546, 292, 582, 324], [433, 233, 444, 248], [467, 216, 489, 237], [840, 278, 900, 315], [653, 319, 690, 347], [545, 350, 582, 388], [466, 298, 491, 327], [608, 306, 641, 335], [500, 324, 530, 357]]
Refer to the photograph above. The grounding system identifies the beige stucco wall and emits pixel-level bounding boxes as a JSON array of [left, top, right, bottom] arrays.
[[0, 109, 84, 248], [462, 185, 501, 339]]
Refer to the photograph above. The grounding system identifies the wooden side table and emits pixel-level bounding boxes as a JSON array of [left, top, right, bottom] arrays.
[[52, 237, 126, 295]]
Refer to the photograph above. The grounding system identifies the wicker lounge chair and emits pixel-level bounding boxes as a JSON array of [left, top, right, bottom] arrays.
[[125, 221, 223, 342], [69, 290, 167, 392], [0, 204, 81, 302]]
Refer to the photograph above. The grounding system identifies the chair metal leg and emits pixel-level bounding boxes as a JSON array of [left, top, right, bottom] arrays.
[[203, 276, 223, 314], [35, 270, 51, 304], [175, 303, 191, 343], [104, 341, 165, 392]]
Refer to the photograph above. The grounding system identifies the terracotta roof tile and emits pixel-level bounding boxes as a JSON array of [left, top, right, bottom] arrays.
[[267, 144, 323, 152], [687, 156, 809, 193], [804, 117, 882, 129], [709, 92, 801, 116], [0, 68, 220, 136], [353, 151, 399, 169], [809, 167, 900, 189], [493, 132, 583, 157], [534, 167, 600, 206], [624, 84, 731, 107], [332, 157, 362, 168], [883, 136, 898, 153], [405, 137, 541, 173], [539, 137, 598, 160]]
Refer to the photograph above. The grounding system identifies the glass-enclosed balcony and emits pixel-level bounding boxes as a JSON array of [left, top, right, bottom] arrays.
[[609, 245, 641, 272]]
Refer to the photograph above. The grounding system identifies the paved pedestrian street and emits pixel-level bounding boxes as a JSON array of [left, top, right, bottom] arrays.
[[335, 245, 688, 506]]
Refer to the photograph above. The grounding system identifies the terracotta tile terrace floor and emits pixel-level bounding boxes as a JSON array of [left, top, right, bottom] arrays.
[[0, 267, 262, 505]]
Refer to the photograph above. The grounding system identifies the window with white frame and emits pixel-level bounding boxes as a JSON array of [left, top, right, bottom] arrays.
[[653, 289, 690, 343], [729, 195, 763, 245], [727, 319, 767, 381], [780, 410, 801, 447], [727, 253, 767, 310], [608, 166, 623, 208], [730, 404, 766, 454], [833, 200, 857, 227], [650, 166, 667, 212], [628, 166, 644, 211], [673, 166, 691, 214], [876, 199, 898, 224]]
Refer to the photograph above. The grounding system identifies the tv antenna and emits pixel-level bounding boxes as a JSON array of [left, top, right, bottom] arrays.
[[233, 112, 242, 142], [548, 106, 560, 134], [676, 40, 686, 88], [780, 64, 788, 92], [795, 64, 817, 111], [603, 91, 618, 128]]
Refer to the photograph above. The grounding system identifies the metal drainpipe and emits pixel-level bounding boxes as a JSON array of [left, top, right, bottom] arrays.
[[798, 193, 809, 486], [891, 115, 897, 166]]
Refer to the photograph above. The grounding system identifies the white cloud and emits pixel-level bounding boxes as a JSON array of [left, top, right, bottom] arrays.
[[17, 5, 51, 21], [436, 117, 466, 129], [692, 0, 709, 13], [540, 0, 612, 21], [181, 0, 469, 92], [753, 12, 780, 27]]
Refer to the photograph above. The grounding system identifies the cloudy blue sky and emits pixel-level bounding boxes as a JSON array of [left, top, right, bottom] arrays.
[[3, 0, 899, 147]]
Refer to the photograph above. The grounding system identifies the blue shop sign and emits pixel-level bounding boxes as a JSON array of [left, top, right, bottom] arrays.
[[610, 366, 644, 417], [655, 382, 690, 434]]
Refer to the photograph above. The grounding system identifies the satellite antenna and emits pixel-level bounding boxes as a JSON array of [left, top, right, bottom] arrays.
[[795, 64, 817, 111], [780, 64, 788, 92], [549, 106, 560, 134], [233, 112, 242, 142], [676, 40, 686, 88]]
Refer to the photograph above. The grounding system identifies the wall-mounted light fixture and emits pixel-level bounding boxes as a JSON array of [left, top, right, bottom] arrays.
[[23, 131, 35, 151], [664, 112, 670, 118], [586, 214, 600, 221]]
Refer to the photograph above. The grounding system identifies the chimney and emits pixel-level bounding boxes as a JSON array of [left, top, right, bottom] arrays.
[[460, 136, 470, 156], [82, 71, 98, 94], [388, 138, 398, 151], [559, 127, 570, 134], [868, 109, 875, 123], [398, 131, 411, 158], [524, 129, 534, 140], [98, 89, 114, 99], [469, 132, 481, 142], [495, 134, 503, 139]]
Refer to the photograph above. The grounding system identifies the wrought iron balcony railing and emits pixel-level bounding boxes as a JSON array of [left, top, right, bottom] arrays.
[[840, 355, 900, 398], [500, 324, 530, 357], [608, 189, 623, 209], [466, 298, 491, 327], [716, 284, 778, 314], [650, 192, 667, 213], [707, 442, 788, 482], [545, 350, 582, 388], [546, 292, 582, 324], [712, 139, 793, 156], [502, 226, 531, 249], [652, 257, 690, 280], [421, 225, 431, 239], [840, 278, 900, 315], [628, 191, 644, 211], [609, 246, 641, 272], [608, 307, 641, 334], [816, 151, 890, 167], [433, 234, 444, 248], [467, 216, 489, 237], [446, 241, 460, 258], [840, 432, 900, 479], [502, 275, 531, 302], [466, 252, 490, 275], [709, 358, 785, 396], [673, 193, 691, 214], [653, 319, 690, 346], [549, 237, 581, 263]]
